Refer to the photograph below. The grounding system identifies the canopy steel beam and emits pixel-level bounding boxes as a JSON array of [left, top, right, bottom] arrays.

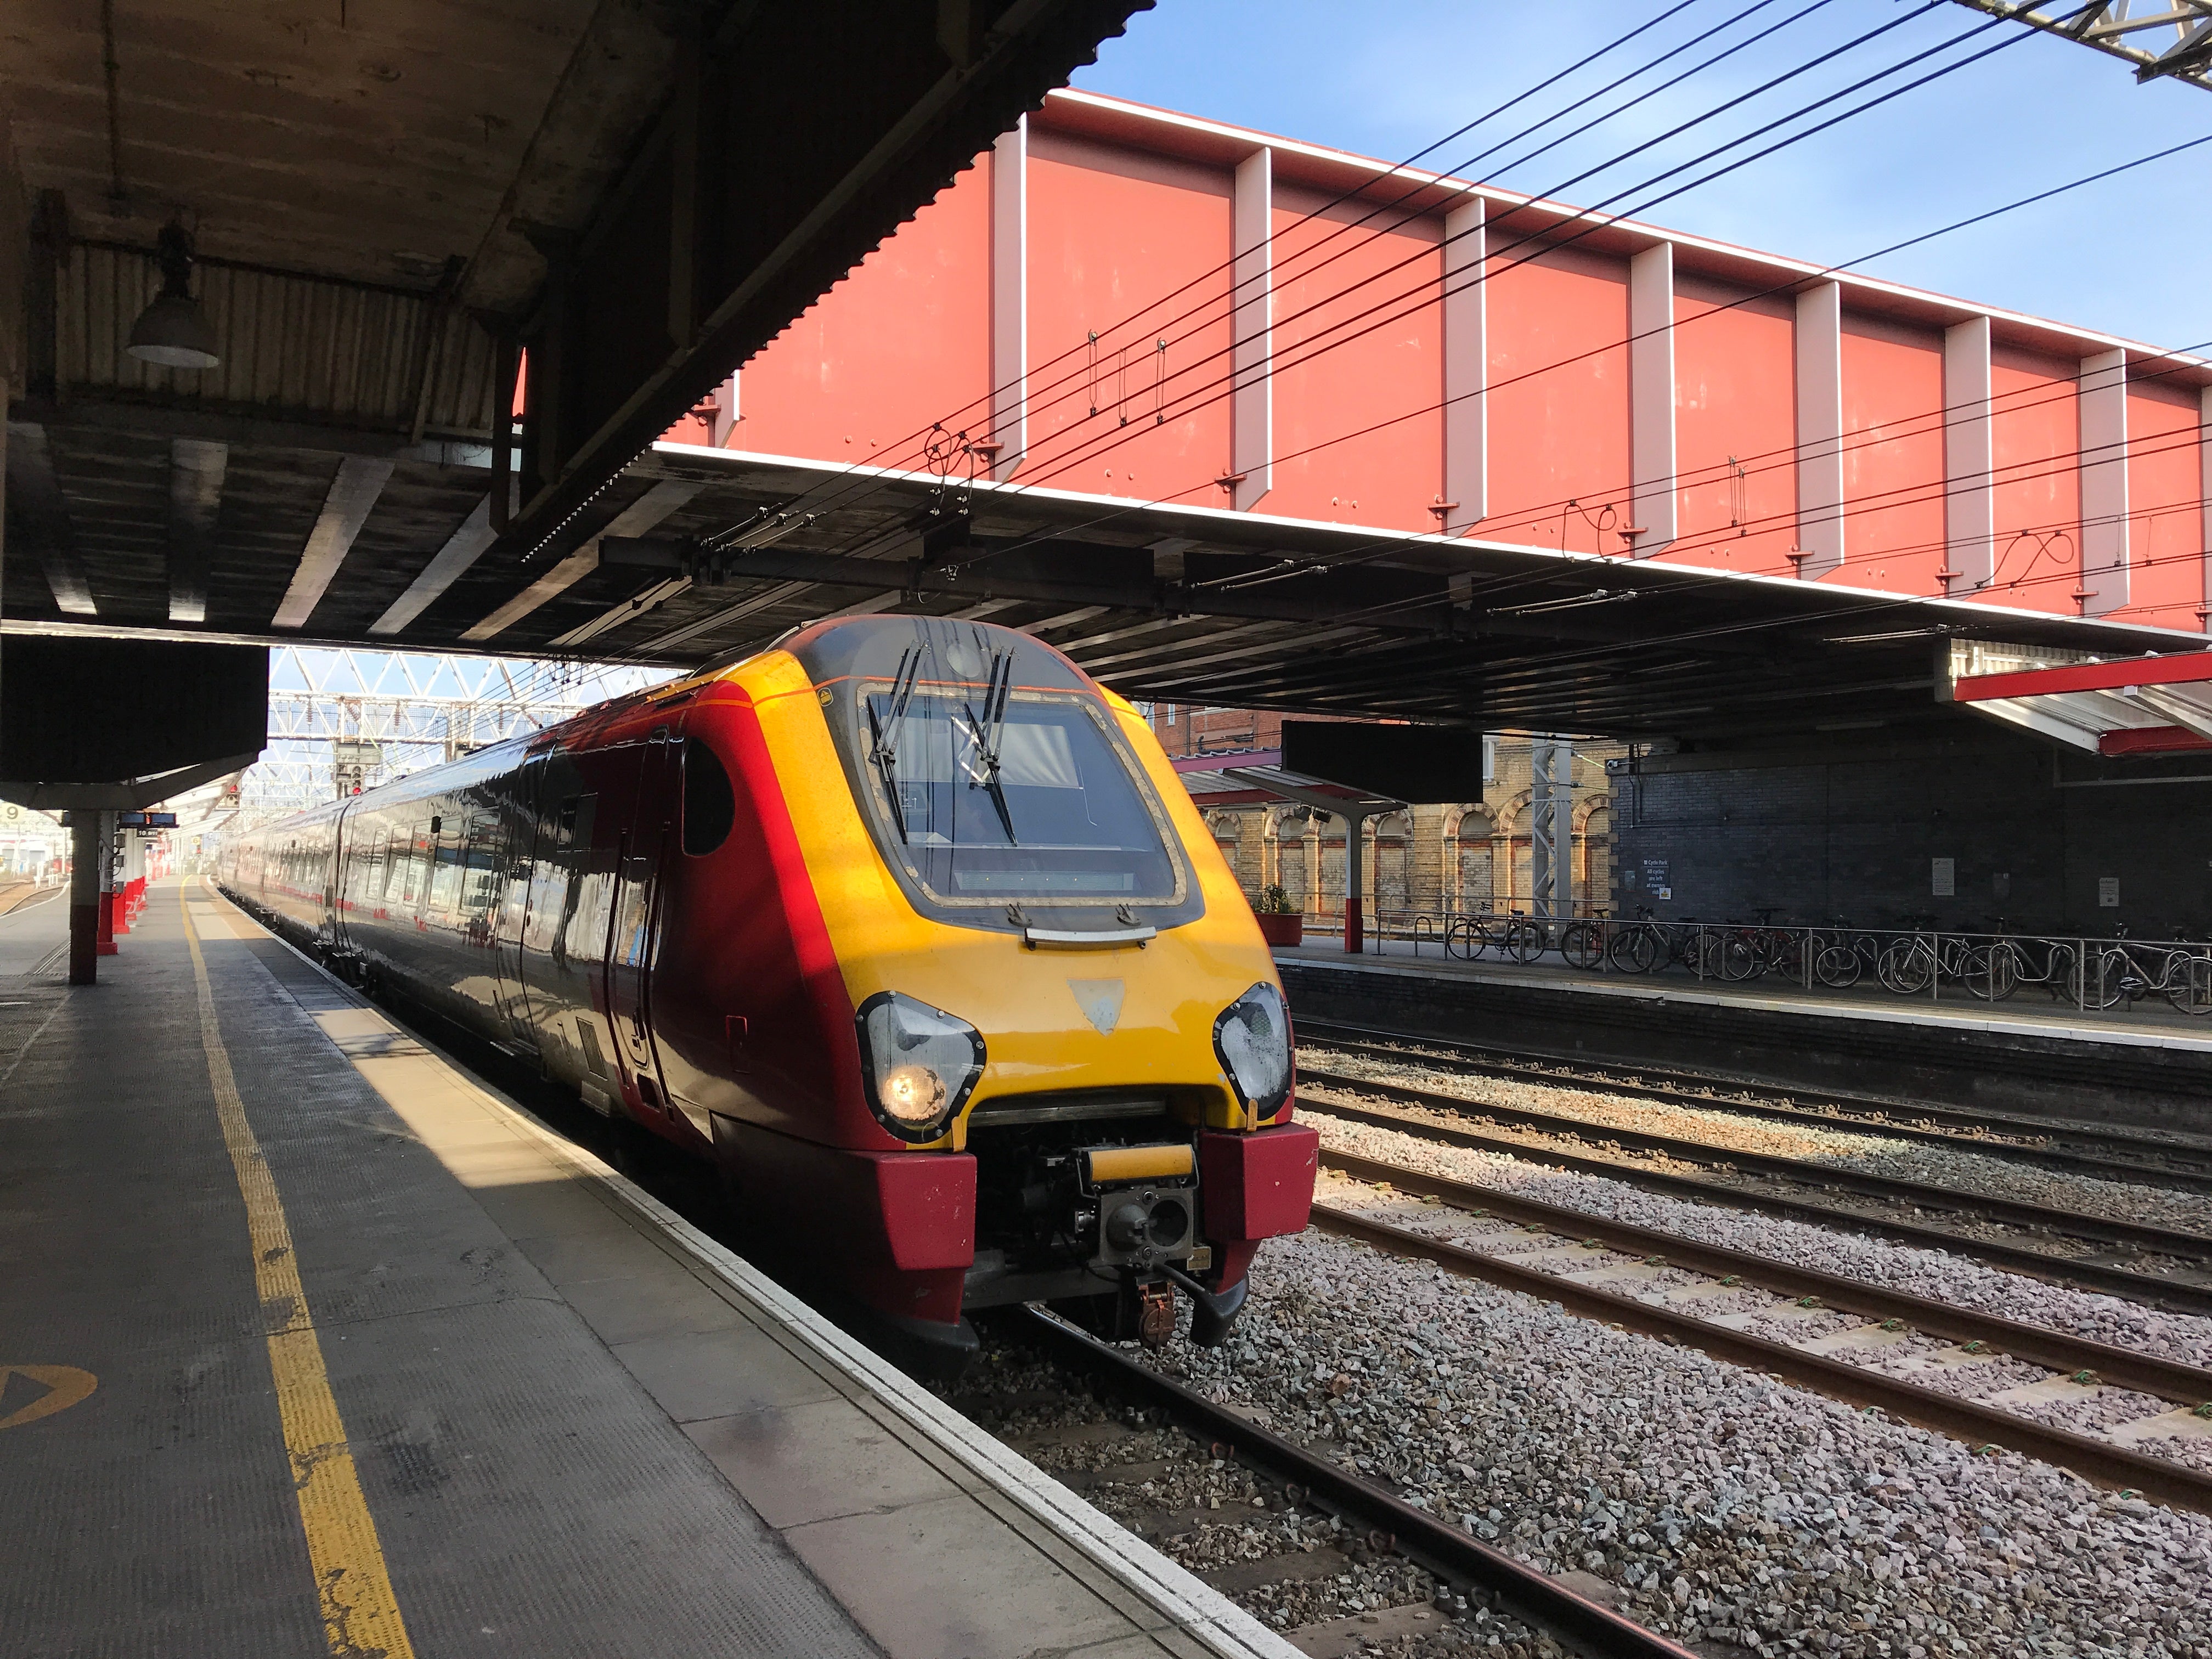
[[496, 0, 1152, 568]]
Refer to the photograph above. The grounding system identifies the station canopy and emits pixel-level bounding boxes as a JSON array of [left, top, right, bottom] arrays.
[[1947, 642, 2212, 758], [415, 443, 2207, 746]]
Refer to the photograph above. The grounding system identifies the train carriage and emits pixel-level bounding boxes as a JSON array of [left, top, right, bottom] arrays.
[[218, 615, 1318, 1367]]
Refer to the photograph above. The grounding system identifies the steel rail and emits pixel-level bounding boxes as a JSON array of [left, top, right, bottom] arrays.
[[1299, 1019, 2212, 1192], [1017, 1305, 1702, 1659], [1295, 1090, 2212, 1317], [1321, 1148, 2212, 1405], [1306, 1203, 2212, 1517], [1297, 1066, 2212, 1263]]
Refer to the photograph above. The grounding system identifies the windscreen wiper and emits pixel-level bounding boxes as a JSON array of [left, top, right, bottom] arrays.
[[868, 648, 924, 842], [958, 648, 1017, 845]]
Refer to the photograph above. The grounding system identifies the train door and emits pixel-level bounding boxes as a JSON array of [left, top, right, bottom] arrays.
[[604, 721, 681, 1119], [325, 812, 352, 951], [492, 751, 546, 1057]]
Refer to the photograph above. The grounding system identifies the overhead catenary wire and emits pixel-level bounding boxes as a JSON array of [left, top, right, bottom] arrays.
[[686, 0, 1777, 551], [1214, 424, 2212, 655], [625, 5, 2205, 675], [990, 5, 2057, 504], [943, 0, 1960, 496], [777, 1, 2052, 587], [689, 0, 1952, 566], [899, 130, 2212, 641]]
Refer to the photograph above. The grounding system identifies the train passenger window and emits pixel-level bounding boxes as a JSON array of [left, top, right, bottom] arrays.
[[428, 833, 464, 915], [682, 737, 735, 856], [461, 821, 505, 918]]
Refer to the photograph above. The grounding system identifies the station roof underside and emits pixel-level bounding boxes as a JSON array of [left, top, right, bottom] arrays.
[[4, 0, 1146, 630], [228, 441, 2202, 746]]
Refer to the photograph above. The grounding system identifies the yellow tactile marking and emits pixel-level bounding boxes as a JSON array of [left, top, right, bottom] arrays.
[[180, 885, 417, 1659]]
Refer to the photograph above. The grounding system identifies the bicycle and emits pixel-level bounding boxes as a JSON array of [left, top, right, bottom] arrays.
[[1607, 906, 1691, 975], [1700, 917, 1782, 983], [1979, 923, 2076, 1004], [1876, 924, 1966, 996], [2072, 926, 2212, 1015], [1558, 910, 1609, 970], [1812, 918, 1876, 988], [1499, 911, 1549, 966], [1743, 909, 1808, 983]]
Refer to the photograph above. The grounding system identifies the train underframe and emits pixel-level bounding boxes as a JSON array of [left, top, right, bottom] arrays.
[[711, 1100, 1317, 1375]]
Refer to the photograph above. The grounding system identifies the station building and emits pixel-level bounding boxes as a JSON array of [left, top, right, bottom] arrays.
[[662, 89, 2212, 934], [1150, 702, 1621, 928]]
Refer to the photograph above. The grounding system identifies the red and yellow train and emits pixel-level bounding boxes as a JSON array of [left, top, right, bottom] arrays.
[[217, 616, 1316, 1365]]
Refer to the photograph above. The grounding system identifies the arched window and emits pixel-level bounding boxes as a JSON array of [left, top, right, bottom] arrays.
[[682, 737, 736, 856]]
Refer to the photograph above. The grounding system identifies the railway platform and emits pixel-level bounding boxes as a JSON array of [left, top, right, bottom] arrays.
[[0, 877, 1291, 1659], [1275, 941, 2212, 1132]]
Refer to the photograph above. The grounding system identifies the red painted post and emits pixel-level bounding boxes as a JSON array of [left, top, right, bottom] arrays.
[[95, 812, 119, 956]]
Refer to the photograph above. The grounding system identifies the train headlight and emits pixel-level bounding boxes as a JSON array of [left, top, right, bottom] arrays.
[[856, 991, 985, 1142], [1212, 982, 1292, 1121]]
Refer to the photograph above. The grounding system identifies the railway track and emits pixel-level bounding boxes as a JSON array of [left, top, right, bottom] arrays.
[[1294, 1070, 2212, 1316], [1307, 1153, 2212, 1515], [952, 1305, 1700, 1659], [1298, 1019, 2212, 1193]]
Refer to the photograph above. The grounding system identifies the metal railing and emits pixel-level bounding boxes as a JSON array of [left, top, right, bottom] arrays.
[[1355, 912, 2212, 1019]]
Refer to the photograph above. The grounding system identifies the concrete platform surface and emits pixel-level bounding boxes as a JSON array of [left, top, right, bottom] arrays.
[[1275, 941, 2212, 1053], [0, 878, 1294, 1659]]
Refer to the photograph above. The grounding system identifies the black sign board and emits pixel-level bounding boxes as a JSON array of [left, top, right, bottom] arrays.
[[1279, 721, 1487, 804], [61, 811, 178, 828]]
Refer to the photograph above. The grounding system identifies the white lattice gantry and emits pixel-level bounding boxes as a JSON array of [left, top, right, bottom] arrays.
[[1948, 2, 2212, 91], [229, 649, 676, 824]]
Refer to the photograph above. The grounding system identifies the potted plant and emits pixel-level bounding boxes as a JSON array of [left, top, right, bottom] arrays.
[[1251, 884, 1303, 947]]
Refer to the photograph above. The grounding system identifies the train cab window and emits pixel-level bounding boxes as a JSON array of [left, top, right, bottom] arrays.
[[682, 737, 735, 856], [850, 687, 1182, 905]]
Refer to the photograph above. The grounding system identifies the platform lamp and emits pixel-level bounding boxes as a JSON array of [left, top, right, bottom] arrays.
[[126, 221, 221, 370]]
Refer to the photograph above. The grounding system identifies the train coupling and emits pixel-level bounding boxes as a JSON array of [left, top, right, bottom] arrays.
[[1121, 1258, 1248, 1349], [1136, 1283, 1176, 1347]]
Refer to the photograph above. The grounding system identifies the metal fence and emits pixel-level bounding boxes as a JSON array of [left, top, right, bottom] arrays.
[[1357, 912, 2212, 1018]]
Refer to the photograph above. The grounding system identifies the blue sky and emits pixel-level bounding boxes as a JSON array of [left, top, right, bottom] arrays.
[[1073, 0, 2210, 352]]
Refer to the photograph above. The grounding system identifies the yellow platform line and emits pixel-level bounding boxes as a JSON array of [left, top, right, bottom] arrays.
[[180, 885, 417, 1659]]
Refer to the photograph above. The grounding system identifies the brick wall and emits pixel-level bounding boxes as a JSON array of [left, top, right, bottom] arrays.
[[1163, 710, 1626, 918], [1609, 725, 2212, 934]]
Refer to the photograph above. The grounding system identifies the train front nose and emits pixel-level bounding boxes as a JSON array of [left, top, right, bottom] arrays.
[[782, 614, 1315, 1362]]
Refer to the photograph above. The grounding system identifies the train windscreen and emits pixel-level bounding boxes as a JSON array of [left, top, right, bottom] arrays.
[[856, 687, 1180, 904]]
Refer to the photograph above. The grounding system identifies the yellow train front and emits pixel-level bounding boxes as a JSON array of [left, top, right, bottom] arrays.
[[678, 615, 1317, 1368], [218, 612, 1316, 1373]]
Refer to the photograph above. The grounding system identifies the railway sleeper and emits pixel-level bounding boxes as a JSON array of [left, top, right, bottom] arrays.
[[1309, 1186, 2212, 1516]]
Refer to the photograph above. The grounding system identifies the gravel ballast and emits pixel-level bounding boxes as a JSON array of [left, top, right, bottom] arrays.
[[1302, 1046, 2212, 1240], [1144, 1227, 2212, 1658]]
